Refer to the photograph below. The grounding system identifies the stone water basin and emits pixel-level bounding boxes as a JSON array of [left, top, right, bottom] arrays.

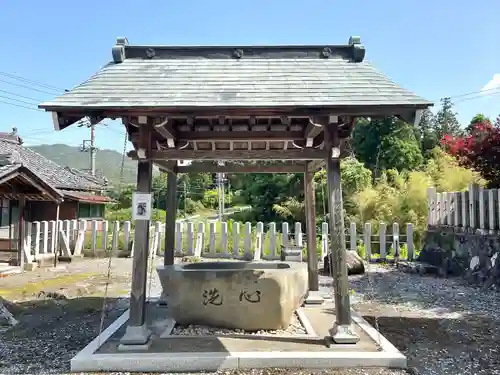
[[157, 261, 308, 331]]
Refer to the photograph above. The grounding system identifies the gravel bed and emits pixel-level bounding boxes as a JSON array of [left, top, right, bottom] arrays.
[[326, 264, 500, 375], [171, 312, 306, 336]]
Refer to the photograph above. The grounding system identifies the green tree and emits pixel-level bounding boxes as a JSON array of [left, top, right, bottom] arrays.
[[230, 172, 302, 224], [434, 97, 462, 139], [352, 117, 423, 177], [466, 113, 490, 134], [265, 158, 372, 225], [314, 157, 372, 222], [415, 109, 439, 159], [107, 184, 134, 209], [152, 173, 169, 209]]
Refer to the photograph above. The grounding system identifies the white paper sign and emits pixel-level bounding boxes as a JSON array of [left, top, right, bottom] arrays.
[[132, 192, 152, 221]]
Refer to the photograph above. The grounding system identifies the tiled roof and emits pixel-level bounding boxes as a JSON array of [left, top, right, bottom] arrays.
[[0, 162, 64, 201], [0, 163, 20, 177], [0, 138, 104, 191], [39, 37, 432, 112], [59, 189, 114, 203]]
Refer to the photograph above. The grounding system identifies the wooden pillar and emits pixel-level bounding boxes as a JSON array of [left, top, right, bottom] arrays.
[[18, 195, 25, 270], [120, 123, 153, 346], [164, 171, 177, 266], [304, 163, 318, 291], [53, 203, 60, 268], [323, 117, 359, 344]]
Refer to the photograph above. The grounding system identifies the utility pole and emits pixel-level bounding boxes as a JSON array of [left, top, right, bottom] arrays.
[[216, 172, 222, 221], [216, 161, 226, 221], [81, 122, 97, 176], [183, 181, 187, 214], [216, 172, 227, 221], [221, 172, 225, 220], [90, 124, 96, 176]]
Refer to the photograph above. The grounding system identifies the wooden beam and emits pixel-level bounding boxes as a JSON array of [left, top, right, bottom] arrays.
[[307, 160, 325, 172], [153, 119, 176, 148], [128, 149, 326, 161], [177, 163, 307, 173], [0, 171, 63, 203], [175, 131, 304, 142], [338, 118, 355, 138], [17, 174, 63, 203], [43, 103, 432, 120], [304, 119, 324, 147], [155, 160, 176, 173], [155, 123, 175, 139]]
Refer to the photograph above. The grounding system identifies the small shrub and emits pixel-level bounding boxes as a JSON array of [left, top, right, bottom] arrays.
[[183, 198, 204, 215]]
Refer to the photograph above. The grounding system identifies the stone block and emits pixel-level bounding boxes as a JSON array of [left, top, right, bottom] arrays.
[[157, 261, 308, 331], [24, 262, 37, 271], [323, 250, 365, 276], [280, 246, 303, 262]]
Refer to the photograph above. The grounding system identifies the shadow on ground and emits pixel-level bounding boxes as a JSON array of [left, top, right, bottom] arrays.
[[362, 314, 500, 375], [0, 296, 127, 374], [321, 265, 499, 316]]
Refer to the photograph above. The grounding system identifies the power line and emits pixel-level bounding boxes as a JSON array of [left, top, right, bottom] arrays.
[[0, 89, 41, 103], [447, 86, 500, 101], [453, 89, 500, 104], [0, 94, 39, 107], [0, 71, 66, 92], [0, 99, 43, 112], [0, 79, 60, 96]]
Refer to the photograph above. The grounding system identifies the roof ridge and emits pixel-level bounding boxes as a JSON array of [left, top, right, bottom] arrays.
[[111, 36, 366, 64]]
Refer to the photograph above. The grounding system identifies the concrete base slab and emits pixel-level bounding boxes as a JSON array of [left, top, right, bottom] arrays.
[[328, 324, 361, 344], [117, 341, 152, 352], [70, 298, 406, 372], [119, 324, 151, 346], [304, 291, 325, 305]]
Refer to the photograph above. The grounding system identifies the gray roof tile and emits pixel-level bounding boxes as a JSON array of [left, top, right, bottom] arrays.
[[40, 39, 432, 111], [0, 139, 104, 191], [0, 163, 21, 177]]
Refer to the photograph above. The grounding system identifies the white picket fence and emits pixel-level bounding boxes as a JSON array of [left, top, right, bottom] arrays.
[[20, 219, 415, 265], [428, 183, 500, 231]]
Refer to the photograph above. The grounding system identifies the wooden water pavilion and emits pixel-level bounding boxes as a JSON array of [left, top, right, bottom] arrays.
[[39, 36, 432, 347]]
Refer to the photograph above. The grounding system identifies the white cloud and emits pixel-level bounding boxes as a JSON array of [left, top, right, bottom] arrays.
[[481, 73, 500, 94]]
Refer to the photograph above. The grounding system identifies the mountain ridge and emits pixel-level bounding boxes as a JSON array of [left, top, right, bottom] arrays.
[[28, 143, 138, 185]]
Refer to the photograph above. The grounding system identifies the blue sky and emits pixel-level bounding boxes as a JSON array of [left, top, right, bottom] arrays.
[[0, 0, 499, 153]]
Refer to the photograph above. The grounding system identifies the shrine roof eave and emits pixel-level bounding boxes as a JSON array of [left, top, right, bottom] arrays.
[[42, 103, 432, 132]]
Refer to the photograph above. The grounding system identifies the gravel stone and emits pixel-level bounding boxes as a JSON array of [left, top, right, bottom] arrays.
[[171, 312, 306, 336]]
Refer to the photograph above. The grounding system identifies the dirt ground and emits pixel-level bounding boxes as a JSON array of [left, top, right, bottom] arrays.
[[0, 258, 499, 375]]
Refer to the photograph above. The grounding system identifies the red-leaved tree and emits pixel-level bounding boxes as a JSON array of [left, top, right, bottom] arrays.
[[441, 119, 500, 187]]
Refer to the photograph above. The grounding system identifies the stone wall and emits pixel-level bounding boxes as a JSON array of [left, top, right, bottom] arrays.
[[418, 226, 500, 290]]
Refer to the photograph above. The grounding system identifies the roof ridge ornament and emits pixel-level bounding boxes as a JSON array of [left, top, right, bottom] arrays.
[[321, 47, 332, 58], [112, 37, 128, 63], [348, 36, 365, 63], [233, 48, 244, 59], [145, 48, 156, 59]]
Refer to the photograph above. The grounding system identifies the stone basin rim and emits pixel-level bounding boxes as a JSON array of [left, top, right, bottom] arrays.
[[158, 261, 299, 272]]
